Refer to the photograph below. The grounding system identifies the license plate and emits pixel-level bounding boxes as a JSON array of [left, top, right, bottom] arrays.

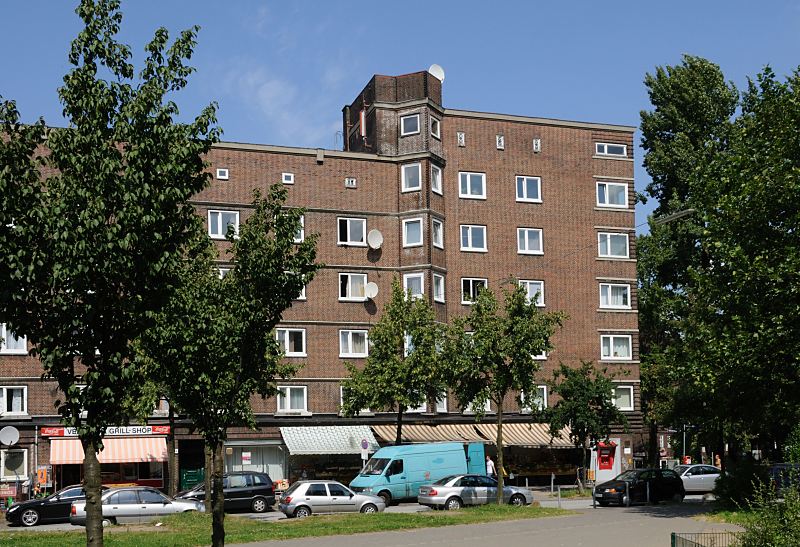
[[595, 494, 603, 498]]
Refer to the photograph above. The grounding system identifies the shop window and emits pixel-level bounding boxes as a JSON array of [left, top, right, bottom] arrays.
[[0, 449, 26, 480]]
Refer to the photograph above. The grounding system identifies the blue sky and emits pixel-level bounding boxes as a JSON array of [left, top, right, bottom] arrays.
[[2, 1, 799, 229]]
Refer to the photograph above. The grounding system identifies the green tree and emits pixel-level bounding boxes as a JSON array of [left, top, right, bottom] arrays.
[[546, 361, 628, 492], [341, 279, 445, 453], [136, 186, 318, 547], [0, 1, 218, 543], [443, 284, 565, 503]]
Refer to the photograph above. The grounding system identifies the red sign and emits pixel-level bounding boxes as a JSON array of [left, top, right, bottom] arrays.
[[41, 425, 170, 437]]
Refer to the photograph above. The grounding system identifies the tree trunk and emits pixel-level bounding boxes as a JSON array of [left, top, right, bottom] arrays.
[[82, 437, 104, 547], [495, 399, 504, 504], [168, 406, 177, 497], [395, 407, 404, 445], [211, 441, 225, 547], [578, 445, 588, 493], [204, 443, 213, 512]]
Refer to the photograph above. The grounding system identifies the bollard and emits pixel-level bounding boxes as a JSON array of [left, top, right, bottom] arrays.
[[646, 481, 650, 504], [550, 472, 555, 494], [592, 485, 596, 509], [557, 485, 561, 509], [625, 481, 631, 507]]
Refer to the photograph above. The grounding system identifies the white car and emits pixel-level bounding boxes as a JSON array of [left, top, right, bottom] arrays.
[[70, 487, 203, 526], [674, 464, 721, 493]]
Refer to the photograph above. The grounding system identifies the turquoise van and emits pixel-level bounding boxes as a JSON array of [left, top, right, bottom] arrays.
[[349, 442, 486, 504]]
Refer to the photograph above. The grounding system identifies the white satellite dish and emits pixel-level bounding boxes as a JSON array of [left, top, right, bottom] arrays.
[[428, 64, 445, 82], [367, 229, 384, 250], [364, 282, 379, 299], [0, 426, 19, 446]]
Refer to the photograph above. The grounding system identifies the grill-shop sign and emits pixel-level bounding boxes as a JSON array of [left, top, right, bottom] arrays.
[[41, 426, 170, 437]]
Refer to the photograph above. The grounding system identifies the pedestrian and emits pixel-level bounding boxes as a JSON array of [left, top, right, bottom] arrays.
[[486, 455, 497, 478]]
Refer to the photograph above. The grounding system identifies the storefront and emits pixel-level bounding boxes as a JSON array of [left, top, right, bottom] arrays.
[[224, 440, 286, 482]]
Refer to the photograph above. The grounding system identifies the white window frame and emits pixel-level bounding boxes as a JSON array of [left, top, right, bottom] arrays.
[[275, 328, 307, 357], [458, 171, 486, 200], [613, 385, 635, 411], [339, 273, 368, 302], [461, 277, 487, 304], [430, 117, 441, 139], [294, 285, 306, 301], [1, 324, 27, 355], [402, 218, 423, 248], [340, 386, 371, 415], [601, 334, 632, 361], [517, 228, 544, 255], [433, 273, 445, 303], [337, 217, 367, 246], [519, 280, 545, 307], [339, 330, 369, 358], [436, 395, 448, 413], [0, 448, 28, 480], [403, 273, 425, 300], [596, 142, 628, 157], [406, 401, 427, 414], [431, 165, 443, 195], [294, 215, 305, 243], [431, 218, 444, 249], [215, 168, 229, 180], [599, 283, 631, 309], [596, 181, 629, 208], [208, 210, 239, 240], [516, 176, 542, 203], [522, 385, 548, 413], [598, 232, 630, 258], [460, 224, 487, 252], [0, 386, 28, 416], [400, 113, 420, 136], [401, 163, 422, 192], [277, 386, 308, 413], [465, 399, 492, 414], [282, 172, 295, 185], [217, 268, 230, 279]]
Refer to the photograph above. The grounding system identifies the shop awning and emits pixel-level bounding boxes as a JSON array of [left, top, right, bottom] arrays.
[[474, 423, 574, 448], [50, 437, 168, 465], [371, 424, 488, 444], [279, 426, 380, 455]]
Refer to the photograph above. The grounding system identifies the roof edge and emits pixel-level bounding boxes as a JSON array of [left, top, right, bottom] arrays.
[[445, 108, 637, 132]]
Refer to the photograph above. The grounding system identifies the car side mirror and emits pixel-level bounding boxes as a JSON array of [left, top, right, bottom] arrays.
[[349, 493, 354, 498]]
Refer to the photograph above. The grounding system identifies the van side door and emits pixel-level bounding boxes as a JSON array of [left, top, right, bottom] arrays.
[[386, 459, 406, 499]]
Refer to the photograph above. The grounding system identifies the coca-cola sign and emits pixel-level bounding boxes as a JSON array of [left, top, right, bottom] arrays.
[[41, 425, 170, 437]]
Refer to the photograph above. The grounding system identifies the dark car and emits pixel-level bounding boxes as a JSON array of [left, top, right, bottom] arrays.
[[5, 485, 108, 527], [176, 471, 275, 513], [594, 468, 685, 506]]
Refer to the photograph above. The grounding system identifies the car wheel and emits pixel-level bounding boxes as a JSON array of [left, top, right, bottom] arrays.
[[672, 493, 685, 503], [294, 506, 311, 518], [20, 509, 39, 527], [360, 503, 378, 514], [445, 496, 462, 510], [251, 497, 269, 513], [377, 491, 391, 506], [509, 494, 526, 506], [102, 518, 116, 527]]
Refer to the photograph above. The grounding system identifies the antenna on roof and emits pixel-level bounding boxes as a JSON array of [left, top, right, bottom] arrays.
[[428, 64, 445, 82]]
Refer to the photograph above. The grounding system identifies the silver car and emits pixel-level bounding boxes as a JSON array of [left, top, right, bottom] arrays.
[[278, 480, 386, 518], [70, 487, 203, 526], [674, 464, 721, 493], [418, 474, 533, 510]]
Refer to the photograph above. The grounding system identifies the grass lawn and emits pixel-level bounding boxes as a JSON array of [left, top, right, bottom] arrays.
[[0, 505, 570, 546], [548, 488, 590, 499], [695, 506, 755, 527]]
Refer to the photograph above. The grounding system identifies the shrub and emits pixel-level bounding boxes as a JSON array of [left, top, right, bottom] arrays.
[[713, 458, 769, 509], [737, 476, 800, 546]]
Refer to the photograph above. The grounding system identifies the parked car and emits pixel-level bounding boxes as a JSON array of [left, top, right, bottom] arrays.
[[418, 474, 533, 510], [175, 471, 275, 513], [70, 487, 202, 526], [5, 485, 108, 527], [674, 464, 721, 493], [278, 480, 386, 518], [594, 468, 685, 506]]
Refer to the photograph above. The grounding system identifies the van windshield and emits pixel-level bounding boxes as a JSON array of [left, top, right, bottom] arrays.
[[362, 458, 390, 475]]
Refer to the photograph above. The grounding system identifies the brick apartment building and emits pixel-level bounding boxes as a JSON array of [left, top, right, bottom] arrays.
[[0, 68, 640, 497]]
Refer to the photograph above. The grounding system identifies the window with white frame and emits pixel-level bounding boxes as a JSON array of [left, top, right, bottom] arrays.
[[340, 386, 370, 414], [294, 285, 306, 300], [430, 117, 441, 139], [0, 449, 27, 480], [401, 163, 422, 192], [432, 218, 444, 248], [460, 224, 487, 252], [613, 385, 634, 411], [598, 232, 629, 258], [433, 274, 445, 303], [400, 114, 420, 136], [406, 401, 427, 413], [519, 280, 545, 307], [436, 395, 448, 413], [217, 268, 230, 279], [522, 385, 548, 412], [215, 168, 229, 180], [0, 386, 27, 415], [461, 277, 487, 304], [277, 386, 307, 412], [339, 330, 368, 358], [516, 176, 542, 202], [404, 332, 414, 357], [517, 228, 543, 255], [532, 348, 547, 360], [459, 171, 486, 199], [1, 324, 26, 354], [465, 399, 492, 413], [275, 328, 306, 357], [596, 142, 627, 157], [208, 210, 239, 239], [431, 165, 443, 194], [337, 217, 366, 246], [601, 334, 632, 360], [339, 273, 367, 301], [403, 218, 423, 247], [403, 273, 424, 300], [596, 181, 628, 208], [294, 215, 305, 243], [599, 283, 631, 309], [282, 172, 295, 185]]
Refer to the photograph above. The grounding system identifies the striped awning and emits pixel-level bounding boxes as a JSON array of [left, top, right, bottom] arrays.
[[50, 437, 168, 465], [474, 423, 573, 448], [371, 424, 488, 444]]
